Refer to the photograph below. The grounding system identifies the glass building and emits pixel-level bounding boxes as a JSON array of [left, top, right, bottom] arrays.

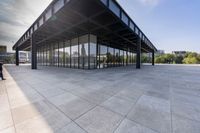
[[13, 0, 157, 70]]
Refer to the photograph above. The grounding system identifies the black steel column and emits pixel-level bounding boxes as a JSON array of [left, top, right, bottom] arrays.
[[136, 37, 141, 69], [31, 34, 37, 69], [152, 50, 155, 66], [16, 47, 19, 66]]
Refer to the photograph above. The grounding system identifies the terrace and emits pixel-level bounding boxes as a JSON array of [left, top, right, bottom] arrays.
[[0, 64, 200, 133]]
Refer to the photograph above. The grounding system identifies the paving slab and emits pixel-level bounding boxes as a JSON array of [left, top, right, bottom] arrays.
[[114, 118, 158, 133], [2, 64, 200, 133], [101, 96, 135, 116], [127, 95, 171, 133], [76, 106, 123, 133]]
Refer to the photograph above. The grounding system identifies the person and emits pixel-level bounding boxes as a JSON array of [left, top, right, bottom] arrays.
[[0, 62, 5, 80]]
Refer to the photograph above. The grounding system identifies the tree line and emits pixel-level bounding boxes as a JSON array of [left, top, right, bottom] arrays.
[[155, 52, 200, 64]]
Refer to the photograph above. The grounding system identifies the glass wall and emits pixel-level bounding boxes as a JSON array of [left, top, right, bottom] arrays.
[[37, 34, 136, 69], [64, 40, 70, 67], [89, 35, 97, 69], [71, 38, 79, 68], [79, 35, 89, 69]]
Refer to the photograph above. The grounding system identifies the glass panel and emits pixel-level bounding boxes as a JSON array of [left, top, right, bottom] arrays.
[[79, 35, 89, 69], [64, 40, 70, 67], [43, 46, 46, 66], [89, 35, 97, 69], [99, 44, 107, 68], [130, 21, 135, 31], [54, 43, 59, 66], [54, 0, 64, 13], [47, 45, 50, 66], [34, 23, 38, 31], [59, 42, 64, 67], [109, 0, 120, 17], [115, 49, 120, 66], [101, 0, 107, 5], [120, 50, 123, 66], [107, 47, 114, 67], [135, 27, 139, 35], [71, 38, 78, 68], [49, 44, 53, 66], [45, 8, 52, 21], [39, 17, 43, 27], [122, 12, 129, 25]]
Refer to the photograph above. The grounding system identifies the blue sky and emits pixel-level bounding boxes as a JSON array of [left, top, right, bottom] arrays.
[[0, 0, 199, 53], [117, 0, 200, 53]]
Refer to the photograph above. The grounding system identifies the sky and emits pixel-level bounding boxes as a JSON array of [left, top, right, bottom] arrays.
[[0, 0, 200, 53]]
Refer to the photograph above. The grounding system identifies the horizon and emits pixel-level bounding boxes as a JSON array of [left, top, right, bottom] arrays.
[[0, 0, 200, 53]]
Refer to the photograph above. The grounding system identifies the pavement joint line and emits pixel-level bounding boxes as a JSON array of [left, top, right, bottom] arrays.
[[24, 79, 90, 133], [3, 69, 17, 133]]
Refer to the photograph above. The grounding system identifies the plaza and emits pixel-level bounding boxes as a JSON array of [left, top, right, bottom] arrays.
[[0, 64, 200, 133]]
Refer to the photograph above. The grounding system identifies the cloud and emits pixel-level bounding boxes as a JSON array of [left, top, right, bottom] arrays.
[[0, 0, 52, 52], [138, 0, 161, 7]]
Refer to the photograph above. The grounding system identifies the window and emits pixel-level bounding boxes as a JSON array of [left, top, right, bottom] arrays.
[[135, 27, 139, 35], [39, 17, 44, 27], [54, 0, 64, 13], [59, 42, 65, 67], [130, 22, 135, 31], [107, 47, 114, 67], [89, 35, 97, 69], [121, 12, 129, 25], [64, 40, 70, 67], [99, 45, 108, 68], [71, 38, 78, 68], [54, 43, 59, 66], [34, 23, 38, 31], [109, 0, 120, 17], [79, 35, 89, 69], [45, 8, 52, 21], [115, 49, 120, 66], [120, 50, 124, 66], [101, 0, 107, 5]]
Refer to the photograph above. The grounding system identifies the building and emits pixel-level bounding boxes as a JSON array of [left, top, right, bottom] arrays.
[[172, 51, 187, 57], [0, 45, 15, 63], [0, 45, 7, 53], [13, 0, 157, 69], [156, 50, 165, 56], [19, 51, 31, 63]]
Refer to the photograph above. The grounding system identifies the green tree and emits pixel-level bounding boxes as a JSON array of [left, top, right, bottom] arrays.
[[175, 56, 183, 64]]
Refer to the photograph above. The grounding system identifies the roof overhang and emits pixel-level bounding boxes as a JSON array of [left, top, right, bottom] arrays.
[[13, 0, 157, 53]]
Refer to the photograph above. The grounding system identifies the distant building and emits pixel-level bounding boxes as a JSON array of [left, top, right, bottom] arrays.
[[0, 45, 15, 63], [0, 45, 7, 53], [172, 51, 187, 57], [156, 50, 165, 56], [19, 51, 31, 63]]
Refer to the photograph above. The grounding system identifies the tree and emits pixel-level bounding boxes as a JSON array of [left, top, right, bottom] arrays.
[[175, 56, 183, 64]]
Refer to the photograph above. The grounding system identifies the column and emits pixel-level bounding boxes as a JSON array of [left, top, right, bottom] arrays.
[[136, 37, 141, 69], [16, 47, 19, 66], [31, 34, 37, 69], [152, 50, 155, 66]]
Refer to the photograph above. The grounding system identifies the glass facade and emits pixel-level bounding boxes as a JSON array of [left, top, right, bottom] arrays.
[[37, 34, 136, 69]]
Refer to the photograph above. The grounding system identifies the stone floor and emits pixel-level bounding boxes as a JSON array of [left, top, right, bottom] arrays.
[[0, 64, 200, 133]]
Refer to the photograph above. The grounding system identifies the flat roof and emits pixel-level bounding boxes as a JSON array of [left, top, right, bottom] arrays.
[[13, 0, 157, 52]]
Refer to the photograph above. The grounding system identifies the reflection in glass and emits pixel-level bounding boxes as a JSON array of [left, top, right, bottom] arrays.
[[65, 40, 70, 67], [89, 35, 97, 69], [107, 47, 114, 67], [59, 42, 64, 67], [71, 38, 78, 68], [79, 35, 89, 69]]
